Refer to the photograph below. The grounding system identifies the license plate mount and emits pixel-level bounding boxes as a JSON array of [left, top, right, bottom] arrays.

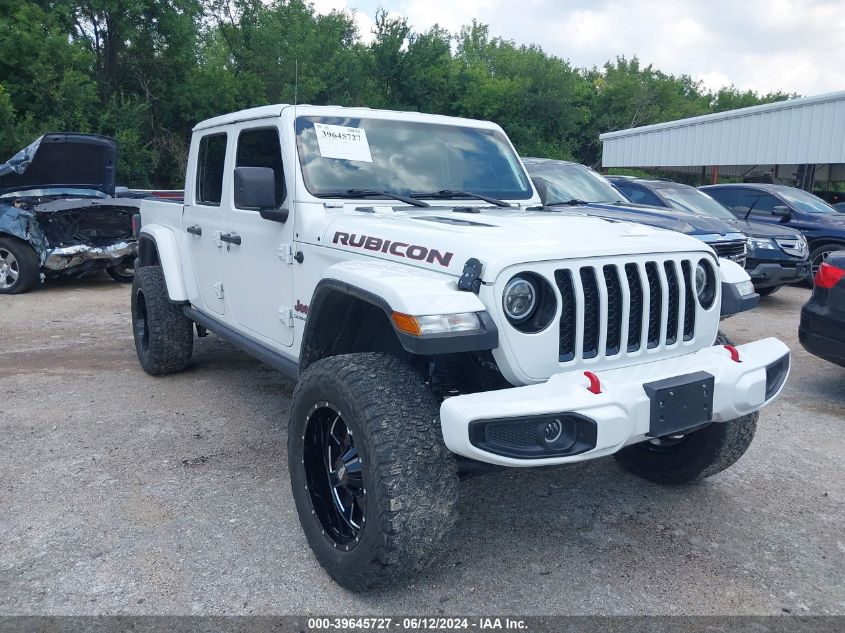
[[644, 371, 715, 437]]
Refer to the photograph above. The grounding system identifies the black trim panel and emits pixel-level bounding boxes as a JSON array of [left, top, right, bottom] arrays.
[[183, 307, 299, 379], [720, 281, 759, 317]]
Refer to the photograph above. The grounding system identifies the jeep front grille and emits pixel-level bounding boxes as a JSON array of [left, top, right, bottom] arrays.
[[711, 239, 747, 267], [554, 258, 698, 363]]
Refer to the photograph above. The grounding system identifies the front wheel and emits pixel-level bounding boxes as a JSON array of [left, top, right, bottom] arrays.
[[0, 236, 40, 294], [288, 353, 459, 591], [756, 285, 780, 297], [614, 412, 758, 485], [810, 244, 841, 283], [107, 257, 135, 283]]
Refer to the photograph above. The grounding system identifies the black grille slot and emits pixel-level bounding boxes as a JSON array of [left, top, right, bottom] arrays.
[[712, 240, 747, 266], [554, 269, 576, 361], [625, 263, 643, 352], [681, 260, 696, 340], [645, 262, 662, 349], [580, 268, 600, 359], [604, 265, 622, 355], [664, 261, 679, 345]]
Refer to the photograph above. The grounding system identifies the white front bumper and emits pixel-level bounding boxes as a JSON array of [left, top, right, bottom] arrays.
[[440, 338, 790, 467]]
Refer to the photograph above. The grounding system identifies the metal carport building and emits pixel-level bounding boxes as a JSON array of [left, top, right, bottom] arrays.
[[599, 90, 845, 191]]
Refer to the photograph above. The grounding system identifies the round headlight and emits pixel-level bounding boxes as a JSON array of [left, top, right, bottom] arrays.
[[503, 276, 537, 322], [695, 259, 717, 309]]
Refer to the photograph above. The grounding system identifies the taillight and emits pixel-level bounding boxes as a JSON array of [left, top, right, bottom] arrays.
[[815, 262, 845, 289], [131, 213, 142, 238]]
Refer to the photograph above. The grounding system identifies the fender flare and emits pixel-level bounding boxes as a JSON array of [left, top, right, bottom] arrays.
[[301, 261, 498, 366], [138, 225, 188, 302]]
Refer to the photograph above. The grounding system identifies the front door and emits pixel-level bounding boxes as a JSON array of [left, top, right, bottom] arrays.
[[222, 124, 295, 347], [183, 131, 229, 315]]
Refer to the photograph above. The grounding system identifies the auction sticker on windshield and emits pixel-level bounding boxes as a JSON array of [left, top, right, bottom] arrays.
[[314, 123, 372, 162]]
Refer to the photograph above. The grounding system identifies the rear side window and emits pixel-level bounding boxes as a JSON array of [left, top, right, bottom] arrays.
[[705, 187, 740, 212], [196, 134, 227, 206], [236, 128, 286, 207]]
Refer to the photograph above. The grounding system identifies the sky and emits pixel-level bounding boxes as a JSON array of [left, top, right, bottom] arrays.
[[311, 0, 845, 97]]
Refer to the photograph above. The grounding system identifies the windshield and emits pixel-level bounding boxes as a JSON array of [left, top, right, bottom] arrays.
[[527, 162, 622, 203], [657, 186, 736, 220], [295, 116, 532, 201], [778, 188, 838, 214], [0, 187, 108, 200]]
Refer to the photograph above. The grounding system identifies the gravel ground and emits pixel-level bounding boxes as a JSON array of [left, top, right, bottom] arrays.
[[0, 276, 843, 615]]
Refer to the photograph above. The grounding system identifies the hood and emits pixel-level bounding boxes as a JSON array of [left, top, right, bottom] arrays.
[[0, 133, 117, 197], [317, 204, 715, 280], [583, 202, 739, 237], [725, 217, 801, 239]]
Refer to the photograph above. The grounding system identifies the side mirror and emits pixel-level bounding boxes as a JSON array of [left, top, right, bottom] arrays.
[[772, 205, 792, 219], [233, 166, 288, 223]]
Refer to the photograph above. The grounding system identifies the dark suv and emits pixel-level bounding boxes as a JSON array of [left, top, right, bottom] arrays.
[[523, 159, 749, 265], [609, 177, 810, 296], [700, 184, 845, 281]]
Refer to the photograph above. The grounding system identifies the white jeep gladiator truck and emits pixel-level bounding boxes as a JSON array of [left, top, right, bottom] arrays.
[[132, 105, 790, 591]]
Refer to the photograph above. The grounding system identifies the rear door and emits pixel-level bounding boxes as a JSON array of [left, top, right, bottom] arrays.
[[183, 131, 229, 315], [222, 123, 295, 347]]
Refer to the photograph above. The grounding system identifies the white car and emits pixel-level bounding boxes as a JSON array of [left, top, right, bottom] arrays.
[[132, 105, 789, 591]]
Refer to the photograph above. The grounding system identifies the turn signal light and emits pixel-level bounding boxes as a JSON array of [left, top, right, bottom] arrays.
[[815, 262, 845, 289], [391, 312, 482, 336]]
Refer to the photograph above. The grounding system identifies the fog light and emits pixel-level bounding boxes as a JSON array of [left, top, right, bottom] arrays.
[[543, 419, 563, 444]]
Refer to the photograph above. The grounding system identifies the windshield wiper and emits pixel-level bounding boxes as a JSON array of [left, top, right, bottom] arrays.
[[411, 189, 511, 207], [319, 189, 429, 207], [544, 199, 590, 206]]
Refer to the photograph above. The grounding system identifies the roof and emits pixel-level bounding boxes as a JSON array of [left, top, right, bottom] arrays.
[[193, 104, 504, 132], [700, 183, 797, 192], [599, 90, 845, 168]]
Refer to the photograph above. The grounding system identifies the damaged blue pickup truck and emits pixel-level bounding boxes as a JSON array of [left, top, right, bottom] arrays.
[[0, 133, 140, 294]]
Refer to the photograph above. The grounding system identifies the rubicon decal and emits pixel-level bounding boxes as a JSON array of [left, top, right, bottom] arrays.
[[332, 232, 454, 267]]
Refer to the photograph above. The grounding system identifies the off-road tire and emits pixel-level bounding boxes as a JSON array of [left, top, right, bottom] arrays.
[[131, 265, 193, 374], [614, 412, 758, 485], [288, 353, 459, 591], [0, 236, 40, 294]]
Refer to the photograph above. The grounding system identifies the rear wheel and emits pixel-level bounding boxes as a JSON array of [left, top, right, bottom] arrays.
[[0, 236, 40, 294], [289, 353, 459, 591], [131, 265, 193, 374], [614, 412, 758, 485]]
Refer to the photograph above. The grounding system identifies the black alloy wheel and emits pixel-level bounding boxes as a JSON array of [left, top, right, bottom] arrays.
[[303, 401, 366, 548]]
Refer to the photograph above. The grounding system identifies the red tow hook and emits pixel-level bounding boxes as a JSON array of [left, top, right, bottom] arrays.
[[724, 344, 741, 363], [584, 371, 602, 394]]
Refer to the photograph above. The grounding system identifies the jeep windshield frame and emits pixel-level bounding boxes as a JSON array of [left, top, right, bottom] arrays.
[[295, 116, 533, 202]]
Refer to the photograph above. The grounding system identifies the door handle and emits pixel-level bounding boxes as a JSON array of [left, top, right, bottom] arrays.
[[220, 232, 242, 245], [186, 225, 202, 236]]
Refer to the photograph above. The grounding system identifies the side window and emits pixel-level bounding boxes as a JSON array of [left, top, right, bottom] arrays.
[[196, 133, 227, 206], [236, 128, 286, 208], [706, 187, 739, 212], [623, 185, 663, 207], [739, 192, 779, 216]]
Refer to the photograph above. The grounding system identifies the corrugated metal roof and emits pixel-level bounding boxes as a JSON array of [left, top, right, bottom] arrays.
[[600, 91, 845, 167]]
